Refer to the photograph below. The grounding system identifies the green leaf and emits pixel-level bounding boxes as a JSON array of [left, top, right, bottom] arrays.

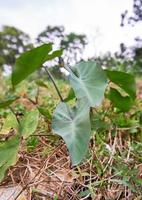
[[0, 135, 20, 182], [35, 79, 48, 89], [69, 61, 108, 107], [78, 189, 90, 198], [106, 70, 136, 100], [64, 88, 75, 102], [108, 88, 133, 112], [38, 106, 52, 119], [0, 112, 18, 135], [45, 49, 63, 61], [0, 96, 19, 109], [19, 109, 39, 139], [12, 44, 52, 86], [52, 98, 91, 165]]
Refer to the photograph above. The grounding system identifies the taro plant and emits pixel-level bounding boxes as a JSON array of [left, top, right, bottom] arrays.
[[0, 43, 136, 182]]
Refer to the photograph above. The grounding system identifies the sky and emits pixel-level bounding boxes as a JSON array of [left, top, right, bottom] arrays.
[[0, 0, 141, 57]]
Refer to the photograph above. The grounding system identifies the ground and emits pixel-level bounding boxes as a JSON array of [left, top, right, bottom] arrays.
[[0, 78, 142, 200]]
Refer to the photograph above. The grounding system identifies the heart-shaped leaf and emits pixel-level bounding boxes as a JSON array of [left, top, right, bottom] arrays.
[[0, 135, 20, 182], [106, 70, 136, 100], [19, 109, 39, 139], [68, 61, 108, 107], [52, 98, 91, 165], [12, 44, 52, 86]]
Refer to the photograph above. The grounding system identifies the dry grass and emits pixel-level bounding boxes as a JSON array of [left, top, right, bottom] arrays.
[[1, 128, 142, 200], [0, 81, 142, 200]]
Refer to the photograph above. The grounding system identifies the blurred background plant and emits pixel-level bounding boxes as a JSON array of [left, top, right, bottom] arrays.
[[0, 0, 142, 77]]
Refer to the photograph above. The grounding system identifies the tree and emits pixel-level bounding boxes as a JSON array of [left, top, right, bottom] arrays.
[[37, 26, 87, 64], [120, 0, 142, 74], [60, 33, 87, 63], [0, 25, 33, 69], [121, 0, 142, 26], [37, 25, 64, 45]]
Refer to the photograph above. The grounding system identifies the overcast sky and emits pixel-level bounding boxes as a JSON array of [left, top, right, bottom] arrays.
[[0, 0, 141, 57]]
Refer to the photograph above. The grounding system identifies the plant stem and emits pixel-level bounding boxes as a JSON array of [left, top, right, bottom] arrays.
[[44, 66, 64, 102], [64, 64, 73, 73]]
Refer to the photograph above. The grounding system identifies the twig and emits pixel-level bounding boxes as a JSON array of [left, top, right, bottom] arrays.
[[14, 142, 64, 200], [30, 134, 51, 137], [32, 190, 51, 198], [35, 87, 40, 104], [26, 97, 37, 105], [103, 131, 117, 173], [63, 64, 72, 72]]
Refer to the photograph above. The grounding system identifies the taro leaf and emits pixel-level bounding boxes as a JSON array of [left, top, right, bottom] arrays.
[[0, 135, 20, 182], [0, 112, 18, 135], [68, 61, 108, 107], [19, 109, 39, 139], [108, 88, 133, 112], [52, 98, 91, 165], [12, 44, 52, 86], [64, 88, 75, 102], [45, 49, 63, 61], [0, 96, 19, 109], [106, 70, 136, 100]]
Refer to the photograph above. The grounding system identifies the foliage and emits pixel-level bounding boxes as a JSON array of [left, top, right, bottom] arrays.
[[12, 43, 63, 86], [107, 88, 133, 112], [0, 135, 20, 181], [37, 25, 87, 63], [88, 1, 142, 76], [106, 70, 136, 99], [19, 109, 39, 139], [60, 32, 87, 63], [91, 45, 142, 75], [119, 0, 142, 74], [68, 61, 107, 107], [0, 43, 137, 183], [0, 24, 88, 81], [0, 25, 32, 68], [52, 98, 91, 165], [0, 112, 18, 135], [121, 0, 142, 26], [0, 96, 19, 108], [37, 25, 64, 44]]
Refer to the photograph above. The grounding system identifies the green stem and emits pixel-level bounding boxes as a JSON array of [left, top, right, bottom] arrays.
[[64, 64, 73, 73], [44, 66, 64, 102]]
